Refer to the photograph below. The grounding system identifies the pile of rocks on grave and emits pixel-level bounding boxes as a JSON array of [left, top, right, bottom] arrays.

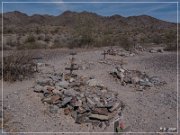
[[33, 72, 124, 127], [110, 66, 166, 91]]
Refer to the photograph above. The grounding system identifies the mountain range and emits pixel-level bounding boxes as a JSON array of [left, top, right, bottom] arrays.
[[1, 11, 177, 50]]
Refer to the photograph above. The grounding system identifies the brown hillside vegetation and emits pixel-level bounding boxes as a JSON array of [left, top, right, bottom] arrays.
[[0, 11, 178, 50]]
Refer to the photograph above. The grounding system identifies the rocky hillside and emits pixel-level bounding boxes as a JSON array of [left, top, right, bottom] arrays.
[[1, 11, 177, 50]]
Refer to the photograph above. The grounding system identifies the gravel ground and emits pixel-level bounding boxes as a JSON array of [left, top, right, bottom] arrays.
[[1, 47, 179, 135]]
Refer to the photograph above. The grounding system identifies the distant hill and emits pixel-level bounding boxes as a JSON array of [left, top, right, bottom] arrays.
[[0, 11, 177, 50]]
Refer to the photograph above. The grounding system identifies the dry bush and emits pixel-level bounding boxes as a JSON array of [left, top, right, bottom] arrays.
[[25, 34, 36, 43], [163, 31, 177, 51], [1, 51, 37, 81], [119, 35, 132, 51], [164, 44, 177, 51]]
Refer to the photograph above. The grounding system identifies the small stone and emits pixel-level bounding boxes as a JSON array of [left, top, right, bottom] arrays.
[[42, 97, 52, 104], [52, 89, 61, 95], [46, 86, 55, 92], [92, 108, 109, 116], [64, 108, 71, 115], [149, 76, 162, 85], [89, 114, 109, 121], [119, 68, 125, 73], [77, 107, 87, 114], [41, 95, 61, 104], [69, 78, 75, 83], [131, 77, 140, 84], [51, 95, 61, 104], [33, 85, 44, 93], [75, 114, 90, 124], [149, 49, 157, 53], [129, 53, 135, 57], [36, 78, 52, 86], [61, 97, 72, 106], [136, 86, 144, 91], [139, 80, 153, 87], [43, 89, 52, 97], [74, 99, 83, 107], [49, 105, 59, 114], [87, 79, 104, 87], [63, 89, 78, 97], [109, 102, 120, 112], [56, 81, 69, 89]]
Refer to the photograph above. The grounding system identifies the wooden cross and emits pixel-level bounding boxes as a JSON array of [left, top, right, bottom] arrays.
[[101, 50, 108, 60], [65, 53, 78, 75]]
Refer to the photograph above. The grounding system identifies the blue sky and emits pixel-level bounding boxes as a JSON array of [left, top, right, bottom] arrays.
[[1, 0, 179, 23]]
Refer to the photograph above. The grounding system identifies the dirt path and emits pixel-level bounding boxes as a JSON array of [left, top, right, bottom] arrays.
[[1, 48, 179, 134]]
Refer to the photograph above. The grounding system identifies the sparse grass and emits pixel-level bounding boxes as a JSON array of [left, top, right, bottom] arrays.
[[25, 34, 36, 43], [1, 51, 37, 81], [17, 42, 47, 50], [164, 44, 177, 51]]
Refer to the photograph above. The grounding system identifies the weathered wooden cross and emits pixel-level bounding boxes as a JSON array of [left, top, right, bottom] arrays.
[[65, 52, 78, 75], [101, 50, 108, 60]]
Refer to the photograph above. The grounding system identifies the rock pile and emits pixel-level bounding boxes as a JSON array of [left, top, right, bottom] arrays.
[[33, 72, 124, 127], [110, 67, 166, 90]]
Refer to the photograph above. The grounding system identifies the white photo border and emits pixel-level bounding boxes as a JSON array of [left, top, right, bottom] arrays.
[[1, 1, 179, 134]]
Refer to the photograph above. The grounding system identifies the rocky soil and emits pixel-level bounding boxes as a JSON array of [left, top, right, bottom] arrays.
[[1, 47, 179, 135]]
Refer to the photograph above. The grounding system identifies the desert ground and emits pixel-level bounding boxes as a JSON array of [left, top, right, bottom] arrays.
[[1, 46, 179, 135]]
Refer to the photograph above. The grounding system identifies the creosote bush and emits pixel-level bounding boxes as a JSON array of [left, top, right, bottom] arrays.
[[2, 51, 37, 81]]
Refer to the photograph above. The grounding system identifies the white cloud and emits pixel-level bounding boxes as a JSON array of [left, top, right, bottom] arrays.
[[51, 0, 68, 11]]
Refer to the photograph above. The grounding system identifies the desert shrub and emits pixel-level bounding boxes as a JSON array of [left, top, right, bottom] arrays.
[[68, 35, 94, 49], [44, 35, 51, 42], [6, 38, 14, 47], [79, 35, 94, 47], [35, 27, 41, 34], [25, 34, 36, 43], [164, 31, 176, 44], [17, 42, 47, 50], [1, 52, 37, 81], [151, 34, 162, 44], [119, 36, 132, 51], [164, 44, 177, 51], [164, 31, 177, 51], [37, 34, 45, 40]]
